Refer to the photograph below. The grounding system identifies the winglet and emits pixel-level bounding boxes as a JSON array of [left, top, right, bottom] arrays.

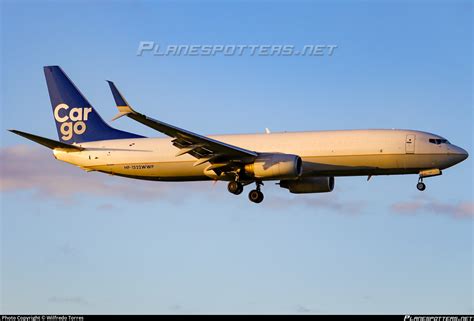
[[107, 80, 136, 121]]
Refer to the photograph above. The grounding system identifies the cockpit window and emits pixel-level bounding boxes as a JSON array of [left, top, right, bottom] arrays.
[[429, 138, 449, 145]]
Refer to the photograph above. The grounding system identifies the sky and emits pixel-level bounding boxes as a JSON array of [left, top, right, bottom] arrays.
[[1, 0, 473, 315]]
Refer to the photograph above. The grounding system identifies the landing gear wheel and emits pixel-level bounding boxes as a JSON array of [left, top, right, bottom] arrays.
[[228, 181, 243, 195], [416, 182, 426, 191], [248, 189, 264, 203]]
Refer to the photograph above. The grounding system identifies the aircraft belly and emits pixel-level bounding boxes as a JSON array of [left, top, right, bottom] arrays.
[[301, 154, 448, 176], [88, 161, 208, 180]]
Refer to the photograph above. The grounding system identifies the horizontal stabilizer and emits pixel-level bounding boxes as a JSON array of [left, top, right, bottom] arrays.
[[9, 130, 84, 151]]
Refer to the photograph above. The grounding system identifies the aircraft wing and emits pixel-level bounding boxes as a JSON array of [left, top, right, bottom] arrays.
[[107, 81, 258, 169]]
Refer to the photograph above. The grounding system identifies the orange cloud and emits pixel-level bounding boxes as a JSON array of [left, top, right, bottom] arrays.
[[0, 145, 198, 203], [391, 197, 473, 219]]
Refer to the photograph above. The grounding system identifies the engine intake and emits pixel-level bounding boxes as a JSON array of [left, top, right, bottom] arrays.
[[245, 153, 302, 180], [280, 177, 335, 193]]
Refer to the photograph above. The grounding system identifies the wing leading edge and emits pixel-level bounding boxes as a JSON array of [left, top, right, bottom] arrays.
[[106, 81, 258, 172]]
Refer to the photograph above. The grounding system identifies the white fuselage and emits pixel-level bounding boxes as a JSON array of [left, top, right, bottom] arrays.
[[53, 129, 468, 181]]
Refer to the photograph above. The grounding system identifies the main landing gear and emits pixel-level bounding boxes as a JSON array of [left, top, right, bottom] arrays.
[[227, 180, 243, 195], [227, 180, 264, 203], [248, 182, 264, 204]]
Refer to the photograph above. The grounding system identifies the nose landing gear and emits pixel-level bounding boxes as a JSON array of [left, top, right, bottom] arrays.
[[416, 177, 426, 191], [416, 169, 442, 191]]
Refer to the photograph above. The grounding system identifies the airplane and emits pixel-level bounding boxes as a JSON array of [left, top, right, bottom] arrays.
[[9, 66, 469, 203]]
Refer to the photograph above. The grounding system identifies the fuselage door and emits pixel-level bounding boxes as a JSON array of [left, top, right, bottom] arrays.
[[405, 134, 416, 154]]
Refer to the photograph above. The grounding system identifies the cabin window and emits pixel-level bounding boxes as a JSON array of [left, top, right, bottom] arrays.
[[429, 138, 449, 145]]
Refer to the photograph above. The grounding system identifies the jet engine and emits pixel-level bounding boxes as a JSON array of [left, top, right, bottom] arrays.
[[244, 153, 302, 180], [279, 177, 335, 193]]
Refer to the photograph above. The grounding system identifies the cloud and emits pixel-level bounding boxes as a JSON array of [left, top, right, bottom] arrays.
[[391, 197, 474, 219], [295, 305, 312, 313], [294, 304, 321, 314], [0, 145, 205, 203], [0, 145, 366, 214], [168, 304, 194, 313], [263, 194, 367, 215], [169, 304, 183, 311], [97, 203, 117, 211], [48, 243, 84, 265], [58, 243, 79, 257]]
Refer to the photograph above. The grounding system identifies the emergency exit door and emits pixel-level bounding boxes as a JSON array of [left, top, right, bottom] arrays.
[[405, 134, 415, 154]]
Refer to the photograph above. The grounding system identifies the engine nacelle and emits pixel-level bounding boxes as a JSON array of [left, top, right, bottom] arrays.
[[280, 177, 335, 194], [245, 153, 302, 180]]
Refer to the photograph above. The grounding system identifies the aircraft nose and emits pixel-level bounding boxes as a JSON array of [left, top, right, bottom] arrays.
[[450, 145, 469, 163]]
